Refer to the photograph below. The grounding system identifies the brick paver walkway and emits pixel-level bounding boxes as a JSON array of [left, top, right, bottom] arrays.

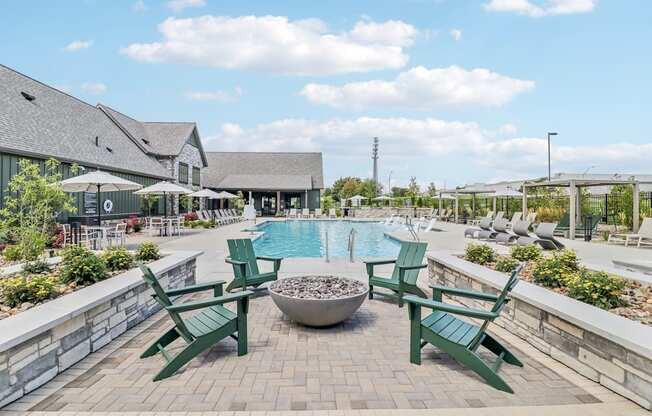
[[25, 291, 597, 413]]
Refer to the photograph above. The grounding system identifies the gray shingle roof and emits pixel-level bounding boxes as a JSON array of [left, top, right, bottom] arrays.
[[203, 152, 324, 190], [99, 105, 205, 164], [0, 64, 170, 179]]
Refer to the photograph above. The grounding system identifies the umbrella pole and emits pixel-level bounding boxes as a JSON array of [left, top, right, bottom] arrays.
[[96, 184, 101, 226], [164, 192, 167, 218]]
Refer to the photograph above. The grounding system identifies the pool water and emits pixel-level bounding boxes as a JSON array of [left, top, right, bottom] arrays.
[[252, 220, 402, 258]]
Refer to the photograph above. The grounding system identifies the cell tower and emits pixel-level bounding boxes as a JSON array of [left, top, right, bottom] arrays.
[[372, 137, 379, 195]]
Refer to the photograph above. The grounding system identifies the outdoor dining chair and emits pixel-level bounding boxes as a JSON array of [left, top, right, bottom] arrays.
[[107, 223, 127, 247]]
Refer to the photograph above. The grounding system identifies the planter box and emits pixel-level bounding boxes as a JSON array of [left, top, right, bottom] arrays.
[[0, 250, 202, 408], [428, 251, 652, 410]]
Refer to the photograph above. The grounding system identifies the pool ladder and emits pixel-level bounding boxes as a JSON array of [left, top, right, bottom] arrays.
[[406, 217, 420, 241], [347, 228, 356, 262], [325, 230, 330, 263]]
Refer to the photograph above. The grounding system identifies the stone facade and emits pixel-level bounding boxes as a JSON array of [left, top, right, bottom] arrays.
[[428, 257, 652, 410], [156, 138, 205, 214], [0, 258, 196, 408]]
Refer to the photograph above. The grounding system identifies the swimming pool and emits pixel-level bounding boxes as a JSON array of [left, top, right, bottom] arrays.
[[252, 220, 402, 258]]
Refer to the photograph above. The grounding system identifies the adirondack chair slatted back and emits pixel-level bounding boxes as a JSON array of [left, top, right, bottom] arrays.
[[227, 239, 260, 278], [140, 265, 194, 341], [558, 213, 570, 228], [469, 266, 521, 350], [391, 241, 427, 285]]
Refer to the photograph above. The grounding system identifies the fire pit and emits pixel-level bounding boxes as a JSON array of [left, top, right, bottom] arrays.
[[269, 275, 368, 327]]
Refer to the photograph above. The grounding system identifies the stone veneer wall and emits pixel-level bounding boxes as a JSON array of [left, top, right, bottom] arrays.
[[0, 256, 197, 408], [429, 256, 652, 410]]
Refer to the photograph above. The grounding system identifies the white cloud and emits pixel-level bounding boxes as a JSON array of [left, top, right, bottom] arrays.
[[184, 87, 243, 102], [450, 29, 462, 41], [483, 0, 596, 17], [204, 117, 652, 181], [63, 40, 93, 52], [132, 0, 147, 12], [166, 0, 206, 12], [120, 16, 417, 75], [299, 66, 534, 110], [80, 82, 107, 95]]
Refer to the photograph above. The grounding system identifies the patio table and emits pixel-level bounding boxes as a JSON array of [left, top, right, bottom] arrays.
[[84, 226, 112, 250]]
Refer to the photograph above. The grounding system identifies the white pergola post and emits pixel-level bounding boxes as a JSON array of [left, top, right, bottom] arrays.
[[438, 194, 442, 215], [522, 186, 528, 218], [277, 191, 282, 213], [454, 191, 459, 223], [248, 191, 253, 205], [492, 196, 497, 215], [471, 194, 476, 219], [633, 182, 640, 233], [569, 180, 577, 240]]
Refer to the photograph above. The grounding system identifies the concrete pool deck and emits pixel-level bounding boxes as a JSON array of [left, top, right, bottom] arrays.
[[2, 219, 648, 415]]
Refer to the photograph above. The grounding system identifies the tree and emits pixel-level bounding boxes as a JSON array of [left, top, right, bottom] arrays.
[[427, 182, 437, 197], [331, 177, 362, 201], [392, 187, 409, 198], [340, 177, 362, 200], [357, 179, 382, 200], [408, 177, 420, 196], [0, 159, 77, 261]]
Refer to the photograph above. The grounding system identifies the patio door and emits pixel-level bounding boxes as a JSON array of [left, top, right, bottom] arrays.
[[261, 194, 277, 216]]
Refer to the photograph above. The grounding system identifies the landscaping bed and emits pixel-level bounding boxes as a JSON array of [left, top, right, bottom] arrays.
[[0, 242, 162, 320], [462, 243, 652, 325]]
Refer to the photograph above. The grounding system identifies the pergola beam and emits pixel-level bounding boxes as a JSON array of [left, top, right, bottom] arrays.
[[569, 180, 576, 240], [633, 183, 640, 233]]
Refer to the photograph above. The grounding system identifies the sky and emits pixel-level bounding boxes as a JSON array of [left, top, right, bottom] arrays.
[[1, 0, 651, 190]]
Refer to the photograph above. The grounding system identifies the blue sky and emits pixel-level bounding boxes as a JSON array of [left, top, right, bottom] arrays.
[[1, 0, 650, 189]]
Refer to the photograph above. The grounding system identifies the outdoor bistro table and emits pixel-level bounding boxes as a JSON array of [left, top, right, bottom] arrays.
[[84, 226, 112, 250]]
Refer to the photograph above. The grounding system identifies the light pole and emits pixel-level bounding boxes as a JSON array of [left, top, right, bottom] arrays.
[[547, 132, 558, 181], [388, 171, 393, 196]]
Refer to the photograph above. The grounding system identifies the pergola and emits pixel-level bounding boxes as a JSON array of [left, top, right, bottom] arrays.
[[521, 175, 652, 239], [451, 185, 496, 223]]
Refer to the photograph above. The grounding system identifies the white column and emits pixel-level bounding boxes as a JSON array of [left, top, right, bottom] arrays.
[[633, 183, 640, 233], [569, 181, 576, 240], [492, 197, 497, 214], [438, 194, 442, 215], [305, 190, 309, 209], [277, 191, 282, 213], [522, 186, 528, 218], [454, 191, 459, 223], [248, 191, 253, 205]]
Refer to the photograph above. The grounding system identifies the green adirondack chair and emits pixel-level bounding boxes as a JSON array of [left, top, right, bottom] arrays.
[[364, 241, 428, 307], [403, 266, 523, 393], [225, 239, 282, 292], [140, 265, 252, 381]]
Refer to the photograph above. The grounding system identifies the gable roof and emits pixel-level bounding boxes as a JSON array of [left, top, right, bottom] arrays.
[[203, 152, 324, 190], [0, 64, 170, 179], [98, 104, 208, 166]]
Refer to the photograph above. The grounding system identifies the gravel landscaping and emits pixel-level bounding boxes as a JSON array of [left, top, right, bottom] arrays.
[[270, 275, 367, 299]]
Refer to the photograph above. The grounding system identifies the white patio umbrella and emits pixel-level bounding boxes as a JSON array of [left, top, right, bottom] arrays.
[[60, 170, 142, 225], [215, 191, 239, 199], [373, 195, 393, 206], [492, 188, 523, 217], [349, 194, 366, 207], [134, 181, 192, 217], [188, 188, 221, 199]]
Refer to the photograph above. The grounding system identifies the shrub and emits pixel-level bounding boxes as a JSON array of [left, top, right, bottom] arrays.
[[184, 212, 199, 222], [510, 245, 541, 262], [0, 274, 59, 308], [566, 270, 626, 309], [60, 246, 107, 286], [136, 242, 160, 262], [495, 256, 519, 273], [101, 247, 133, 271], [22, 260, 51, 275], [531, 249, 580, 287], [3, 245, 22, 262], [464, 244, 496, 265]]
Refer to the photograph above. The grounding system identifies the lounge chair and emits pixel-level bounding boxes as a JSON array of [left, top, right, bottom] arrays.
[[517, 222, 564, 250], [479, 218, 509, 241], [301, 208, 310, 218], [328, 208, 336, 218], [404, 266, 523, 393], [421, 218, 439, 233], [314, 208, 323, 218], [525, 212, 537, 224], [609, 218, 652, 247], [288, 208, 298, 218], [495, 218, 519, 244], [464, 217, 491, 238], [139, 265, 251, 381], [364, 241, 428, 307], [469, 211, 493, 226], [494, 211, 504, 221], [225, 239, 282, 292], [506, 212, 522, 229]]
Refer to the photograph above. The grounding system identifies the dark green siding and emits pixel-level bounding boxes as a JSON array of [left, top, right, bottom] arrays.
[[0, 152, 164, 222]]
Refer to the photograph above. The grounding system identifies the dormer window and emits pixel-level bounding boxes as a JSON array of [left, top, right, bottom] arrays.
[[21, 91, 36, 102], [142, 138, 150, 145], [106, 147, 113, 153]]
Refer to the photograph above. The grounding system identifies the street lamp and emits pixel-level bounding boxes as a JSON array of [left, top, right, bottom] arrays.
[[388, 170, 393, 196], [547, 132, 558, 181]]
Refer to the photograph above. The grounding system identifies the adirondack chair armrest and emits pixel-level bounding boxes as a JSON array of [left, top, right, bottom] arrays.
[[363, 258, 397, 277], [429, 284, 500, 302], [225, 257, 248, 276], [397, 264, 427, 284], [256, 256, 283, 272], [402, 295, 499, 320], [166, 280, 226, 297], [166, 290, 254, 314]]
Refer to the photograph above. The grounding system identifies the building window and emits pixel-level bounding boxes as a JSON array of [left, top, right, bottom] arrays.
[[178, 162, 188, 184], [192, 166, 200, 186]]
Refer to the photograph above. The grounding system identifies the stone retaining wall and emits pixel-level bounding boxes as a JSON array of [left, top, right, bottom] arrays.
[[0, 252, 199, 408], [429, 254, 652, 410]]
